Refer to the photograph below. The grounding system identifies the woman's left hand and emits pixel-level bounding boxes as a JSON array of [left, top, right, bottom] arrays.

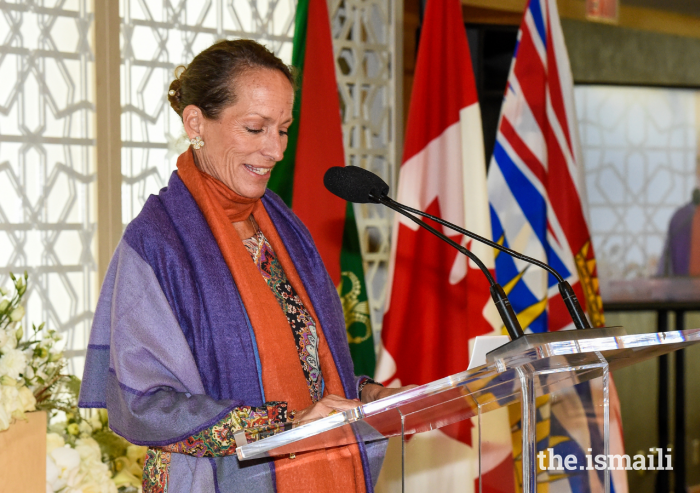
[[293, 394, 361, 425], [360, 384, 418, 404]]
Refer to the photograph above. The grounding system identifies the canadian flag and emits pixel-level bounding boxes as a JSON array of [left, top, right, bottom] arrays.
[[375, 0, 513, 491]]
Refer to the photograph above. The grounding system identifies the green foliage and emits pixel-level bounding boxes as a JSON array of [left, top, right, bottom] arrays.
[[92, 429, 130, 462]]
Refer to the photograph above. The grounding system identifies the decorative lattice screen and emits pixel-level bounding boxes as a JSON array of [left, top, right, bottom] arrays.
[[0, 1, 96, 374], [0, 0, 397, 374], [329, 0, 397, 337], [576, 85, 698, 281], [120, 0, 297, 224]]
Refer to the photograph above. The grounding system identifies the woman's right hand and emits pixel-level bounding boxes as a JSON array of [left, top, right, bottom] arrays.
[[292, 394, 360, 425]]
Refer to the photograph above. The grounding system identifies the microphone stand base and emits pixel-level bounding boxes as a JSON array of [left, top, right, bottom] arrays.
[[485, 326, 628, 364]]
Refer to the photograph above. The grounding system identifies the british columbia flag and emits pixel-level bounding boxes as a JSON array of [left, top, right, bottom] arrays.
[[487, 0, 629, 491], [375, 0, 513, 491]]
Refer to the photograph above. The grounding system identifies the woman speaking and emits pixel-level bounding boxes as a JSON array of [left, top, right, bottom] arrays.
[[80, 39, 404, 492]]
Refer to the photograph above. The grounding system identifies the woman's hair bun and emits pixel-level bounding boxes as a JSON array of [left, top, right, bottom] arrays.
[[167, 67, 185, 113]]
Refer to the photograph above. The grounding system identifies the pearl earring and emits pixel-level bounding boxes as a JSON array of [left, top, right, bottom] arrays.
[[190, 136, 204, 150]]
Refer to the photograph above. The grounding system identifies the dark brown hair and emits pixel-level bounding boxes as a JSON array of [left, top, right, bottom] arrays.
[[167, 39, 294, 120]]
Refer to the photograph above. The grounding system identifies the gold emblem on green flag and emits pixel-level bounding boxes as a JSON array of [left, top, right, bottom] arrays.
[[339, 202, 376, 377], [337, 271, 372, 345]]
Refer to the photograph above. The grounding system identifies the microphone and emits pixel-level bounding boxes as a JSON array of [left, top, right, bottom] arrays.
[[324, 166, 525, 341], [323, 166, 592, 331], [323, 165, 389, 203]]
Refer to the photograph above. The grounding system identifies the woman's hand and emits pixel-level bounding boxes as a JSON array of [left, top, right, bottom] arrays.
[[360, 384, 418, 404], [293, 394, 360, 425]]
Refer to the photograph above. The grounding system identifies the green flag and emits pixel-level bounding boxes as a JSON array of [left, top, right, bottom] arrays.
[[266, 0, 376, 377]]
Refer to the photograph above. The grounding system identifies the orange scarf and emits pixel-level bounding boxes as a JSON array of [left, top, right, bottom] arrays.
[[197, 169, 257, 222], [176, 150, 366, 493]]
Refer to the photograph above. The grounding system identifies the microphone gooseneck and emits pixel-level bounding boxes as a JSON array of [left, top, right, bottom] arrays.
[[384, 197, 562, 281], [322, 165, 593, 333], [371, 192, 525, 342], [374, 194, 496, 286], [324, 165, 526, 341], [383, 197, 592, 330]]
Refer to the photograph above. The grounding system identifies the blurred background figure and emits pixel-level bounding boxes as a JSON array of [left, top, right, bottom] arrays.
[[657, 163, 700, 276]]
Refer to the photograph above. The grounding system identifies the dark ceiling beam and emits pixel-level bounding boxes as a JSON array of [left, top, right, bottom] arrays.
[[461, 0, 700, 40]]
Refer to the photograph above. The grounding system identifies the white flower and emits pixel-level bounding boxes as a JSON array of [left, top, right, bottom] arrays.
[[0, 375, 16, 386], [0, 402, 11, 431], [46, 433, 66, 454], [1, 385, 25, 421], [46, 430, 118, 493], [2, 385, 21, 412], [18, 385, 36, 412], [1, 331, 16, 350], [78, 420, 93, 436], [63, 466, 85, 492], [74, 438, 118, 493], [9, 305, 25, 322], [75, 437, 102, 461], [46, 454, 60, 492], [50, 446, 81, 487], [0, 347, 27, 379], [0, 330, 8, 349], [88, 413, 103, 432]]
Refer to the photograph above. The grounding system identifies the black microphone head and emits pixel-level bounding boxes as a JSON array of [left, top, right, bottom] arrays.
[[323, 166, 390, 203]]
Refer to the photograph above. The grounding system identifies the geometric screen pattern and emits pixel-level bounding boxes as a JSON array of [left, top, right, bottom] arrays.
[[0, 1, 396, 375], [330, 0, 397, 337], [0, 0, 96, 375], [120, 0, 296, 224], [575, 85, 699, 282]]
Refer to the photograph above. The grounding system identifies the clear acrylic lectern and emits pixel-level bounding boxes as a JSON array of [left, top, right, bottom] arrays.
[[235, 327, 700, 493]]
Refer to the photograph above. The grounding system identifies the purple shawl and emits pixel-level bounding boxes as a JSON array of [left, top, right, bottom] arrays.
[[79, 172, 384, 492]]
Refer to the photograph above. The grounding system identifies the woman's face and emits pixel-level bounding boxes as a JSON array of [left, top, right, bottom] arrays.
[[184, 68, 294, 199]]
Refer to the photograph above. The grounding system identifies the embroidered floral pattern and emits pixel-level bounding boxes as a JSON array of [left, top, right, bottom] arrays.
[[143, 448, 171, 493], [159, 402, 289, 457], [243, 230, 324, 402], [142, 403, 289, 490]]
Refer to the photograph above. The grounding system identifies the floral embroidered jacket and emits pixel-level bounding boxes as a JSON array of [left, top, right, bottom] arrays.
[[78, 171, 386, 493]]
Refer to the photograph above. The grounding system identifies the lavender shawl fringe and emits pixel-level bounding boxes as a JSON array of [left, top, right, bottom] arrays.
[[79, 172, 385, 492]]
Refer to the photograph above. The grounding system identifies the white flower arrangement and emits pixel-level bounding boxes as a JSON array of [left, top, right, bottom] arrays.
[[48, 409, 146, 493], [0, 272, 37, 430], [0, 274, 146, 493], [46, 432, 118, 493], [0, 272, 82, 428]]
